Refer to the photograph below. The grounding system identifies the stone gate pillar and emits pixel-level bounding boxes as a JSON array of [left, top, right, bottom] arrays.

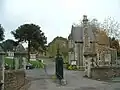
[[84, 53, 97, 77], [0, 46, 5, 90], [14, 44, 27, 70]]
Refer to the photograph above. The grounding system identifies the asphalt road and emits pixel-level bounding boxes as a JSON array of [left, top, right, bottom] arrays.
[[24, 58, 120, 90]]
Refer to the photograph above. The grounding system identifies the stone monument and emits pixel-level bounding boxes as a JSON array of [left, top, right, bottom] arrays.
[[14, 44, 27, 70], [83, 15, 97, 77]]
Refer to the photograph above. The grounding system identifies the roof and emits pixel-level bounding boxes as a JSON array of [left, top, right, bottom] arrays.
[[96, 30, 110, 46], [70, 25, 96, 42], [71, 26, 83, 42], [96, 44, 116, 53], [68, 34, 72, 40], [16, 44, 25, 52]]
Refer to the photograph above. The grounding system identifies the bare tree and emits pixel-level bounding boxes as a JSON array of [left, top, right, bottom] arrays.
[[101, 17, 120, 39]]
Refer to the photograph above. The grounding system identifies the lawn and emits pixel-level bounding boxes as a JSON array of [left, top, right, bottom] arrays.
[[4, 57, 44, 68], [5, 57, 14, 68], [29, 60, 44, 68]]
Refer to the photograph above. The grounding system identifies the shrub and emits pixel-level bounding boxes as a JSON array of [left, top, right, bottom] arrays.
[[30, 61, 44, 68], [72, 65, 77, 70], [66, 65, 85, 71], [68, 65, 73, 70]]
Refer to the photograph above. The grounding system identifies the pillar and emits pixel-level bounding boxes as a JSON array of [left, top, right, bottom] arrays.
[[0, 52, 5, 90], [15, 57, 19, 70], [23, 57, 27, 70]]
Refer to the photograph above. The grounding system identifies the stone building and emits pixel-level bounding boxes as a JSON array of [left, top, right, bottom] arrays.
[[68, 15, 117, 69]]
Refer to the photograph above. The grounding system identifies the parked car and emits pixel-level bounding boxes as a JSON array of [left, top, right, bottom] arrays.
[[26, 63, 34, 69]]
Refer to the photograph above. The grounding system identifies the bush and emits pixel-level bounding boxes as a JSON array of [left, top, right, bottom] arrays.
[[67, 65, 77, 70], [66, 64, 85, 71], [30, 61, 44, 68], [72, 65, 77, 70], [68, 65, 73, 70]]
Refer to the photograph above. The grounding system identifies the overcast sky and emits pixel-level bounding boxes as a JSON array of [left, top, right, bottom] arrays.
[[0, 0, 120, 47]]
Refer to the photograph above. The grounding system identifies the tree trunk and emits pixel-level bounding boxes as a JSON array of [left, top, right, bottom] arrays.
[[28, 40, 31, 62]]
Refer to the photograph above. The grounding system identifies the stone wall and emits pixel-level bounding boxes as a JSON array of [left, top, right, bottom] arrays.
[[4, 70, 25, 90], [91, 67, 120, 80]]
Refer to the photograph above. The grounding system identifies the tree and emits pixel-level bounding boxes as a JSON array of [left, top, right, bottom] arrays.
[[48, 36, 68, 62], [101, 17, 120, 39], [1, 39, 18, 52], [11, 24, 47, 61], [109, 37, 119, 50], [0, 24, 5, 41]]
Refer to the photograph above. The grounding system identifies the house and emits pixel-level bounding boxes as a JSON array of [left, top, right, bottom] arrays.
[[68, 15, 117, 68]]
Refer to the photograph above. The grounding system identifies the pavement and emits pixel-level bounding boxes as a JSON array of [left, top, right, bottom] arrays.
[[23, 59, 120, 90]]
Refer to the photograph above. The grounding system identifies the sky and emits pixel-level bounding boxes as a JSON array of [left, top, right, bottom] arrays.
[[0, 0, 120, 47]]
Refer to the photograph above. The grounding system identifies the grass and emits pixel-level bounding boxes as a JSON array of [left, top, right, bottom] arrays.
[[29, 60, 44, 68], [5, 57, 14, 67], [4, 57, 44, 68]]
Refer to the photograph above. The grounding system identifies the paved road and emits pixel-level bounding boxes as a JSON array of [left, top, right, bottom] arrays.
[[24, 59, 120, 90]]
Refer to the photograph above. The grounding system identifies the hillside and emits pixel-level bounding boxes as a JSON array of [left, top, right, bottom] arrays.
[[47, 36, 68, 62]]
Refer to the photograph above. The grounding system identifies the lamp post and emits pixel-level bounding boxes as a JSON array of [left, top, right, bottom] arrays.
[[55, 44, 64, 84]]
